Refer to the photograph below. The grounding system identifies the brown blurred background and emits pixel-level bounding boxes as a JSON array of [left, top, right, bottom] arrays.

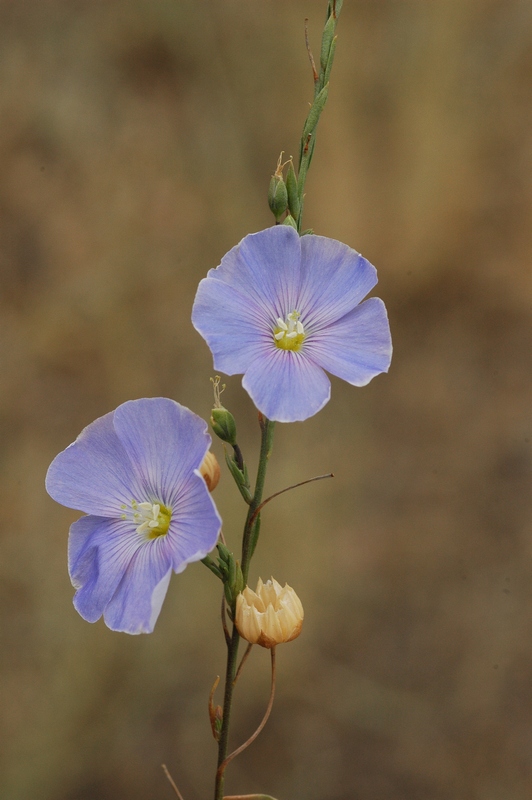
[[1, 1, 531, 798]]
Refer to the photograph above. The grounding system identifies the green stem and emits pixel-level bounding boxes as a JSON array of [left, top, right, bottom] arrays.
[[214, 416, 275, 800], [295, 1, 342, 232], [241, 417, 275, 583]]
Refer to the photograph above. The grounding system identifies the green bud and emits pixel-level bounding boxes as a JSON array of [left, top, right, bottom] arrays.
[[211, 406, 237, 446], [286, 161, 300, 220], [283, 214, 297, 230], [268, 174, 288, 222]]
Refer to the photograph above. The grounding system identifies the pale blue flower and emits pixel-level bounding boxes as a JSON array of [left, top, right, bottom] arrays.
[[192, 226, 392, 422], [46, 398, 222, 634]]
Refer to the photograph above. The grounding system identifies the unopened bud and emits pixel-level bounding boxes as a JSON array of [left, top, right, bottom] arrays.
[[268, 174, 288, 222], [282, 214, 297, 230], [235, 578, 304, 648], [200, 451, 221, 492], [268, 151, 289, 222], [211, 406, 237, 446]]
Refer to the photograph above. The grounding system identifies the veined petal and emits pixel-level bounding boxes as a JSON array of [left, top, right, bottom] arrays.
[[103, 538, 174, 634], [192, 277, 271, 374], [242, 348, 331, 423], [46, 411, 143, 516], [164, 471, 222, 570], [112, 398, 211, 504], [298, 235, 378, 329], [68, 515, 144, 624], [309, 298, 392, 385], [209, 226, 302, 318]]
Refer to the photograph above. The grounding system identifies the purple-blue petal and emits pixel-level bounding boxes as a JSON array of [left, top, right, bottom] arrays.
[[308, 297, 392, 385], [68, 515, 145, 624], [242, 348, 331, 422], [192, 276, 270, 374], [46, 411, 143, 516], [102, 541, 173, 634], [112, 398, 211, 507], [164, 470, 222, 570], [210, 226, 302, 317], [299, 234, 378, 329]]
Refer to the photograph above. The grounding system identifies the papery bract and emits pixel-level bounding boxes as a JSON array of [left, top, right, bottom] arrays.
[[46, 398, 222, 634], [192, 225, 392, 422]]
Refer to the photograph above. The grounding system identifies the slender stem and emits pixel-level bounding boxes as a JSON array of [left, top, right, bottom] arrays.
[[217, 648, 277, 784], [162, 764, 185, 800], [248, 472, 334, 531], [223, 796, 279, 800], [233, 643, 253, 686], [214, 416, 275, 800]]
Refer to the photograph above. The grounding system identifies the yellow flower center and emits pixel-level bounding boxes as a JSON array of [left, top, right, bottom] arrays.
[[121, 500, 171, 539], [273, 310, 305, 351]]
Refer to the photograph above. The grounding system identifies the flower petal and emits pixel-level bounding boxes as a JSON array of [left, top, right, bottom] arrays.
[[192, 276, 270, 374], [68, 515, 144, 624], [308, 297, 392, 385], [298, 235, 378, 329], [46, 411, 142, 515], [211, 226, 302, 317], [103, 541, 174, 634], [112, 398, 211, 506], [165, 471, 222, 571], [242, 348, 331, 422]]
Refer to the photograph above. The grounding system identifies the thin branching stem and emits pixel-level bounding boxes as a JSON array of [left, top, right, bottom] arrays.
[[162, 764, 185, 800], [233, 643, 253, 686], [248, 472, 334, 530], [216, 648, 277, 784]]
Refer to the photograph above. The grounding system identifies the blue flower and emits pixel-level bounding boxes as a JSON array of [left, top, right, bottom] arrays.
[[46, 398, 222, 634], [192, 226, 392, 422]]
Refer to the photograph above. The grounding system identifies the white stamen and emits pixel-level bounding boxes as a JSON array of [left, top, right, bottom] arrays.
[[121, 500, 170, 537], [273, 310, 306, 349]]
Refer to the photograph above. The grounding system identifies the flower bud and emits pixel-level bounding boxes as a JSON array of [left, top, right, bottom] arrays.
[[199, 450, 221, 492], [282, 214, 297, 230], [235, 578, 304, 648], [210, 406, 237, 446], [268, 174, 288, 222]]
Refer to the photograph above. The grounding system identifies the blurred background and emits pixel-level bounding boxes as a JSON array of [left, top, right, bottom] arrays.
[[1, 1, 531, 798]]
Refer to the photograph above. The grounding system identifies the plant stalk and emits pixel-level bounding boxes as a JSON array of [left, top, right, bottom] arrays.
[[214, 417, 275, 800]]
